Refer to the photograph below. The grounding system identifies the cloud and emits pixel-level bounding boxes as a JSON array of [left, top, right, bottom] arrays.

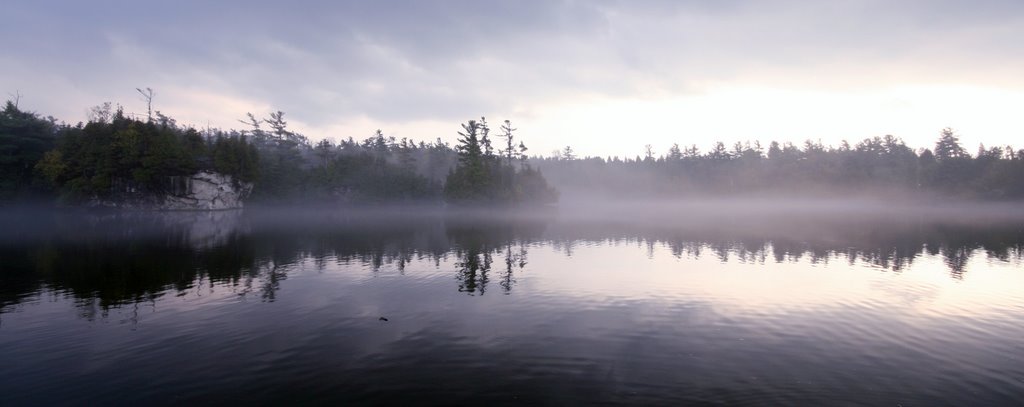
[[2, 0, 1023, 149]]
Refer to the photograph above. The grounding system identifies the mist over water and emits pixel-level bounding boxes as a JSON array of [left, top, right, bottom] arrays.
[[7, 0, 1024, 403], [1, 203, 1022, 405]]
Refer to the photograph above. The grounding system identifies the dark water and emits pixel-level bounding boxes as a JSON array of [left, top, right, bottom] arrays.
[[1, 207, 1023, 405]]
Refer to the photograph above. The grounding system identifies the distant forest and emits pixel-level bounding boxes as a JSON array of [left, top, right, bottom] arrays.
[[533, 132, 1024, 200], [2, 98, 1023, 205]]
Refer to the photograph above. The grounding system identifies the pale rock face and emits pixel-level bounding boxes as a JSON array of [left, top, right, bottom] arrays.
[[90, 172, 253, 210], [162, 172, 253, 210]]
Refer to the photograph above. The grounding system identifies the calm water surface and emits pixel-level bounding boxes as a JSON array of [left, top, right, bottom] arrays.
[[1, 207, 1023, 405]]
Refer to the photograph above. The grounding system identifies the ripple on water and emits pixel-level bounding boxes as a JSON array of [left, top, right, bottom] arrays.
[[2, 215, 1024, 405]]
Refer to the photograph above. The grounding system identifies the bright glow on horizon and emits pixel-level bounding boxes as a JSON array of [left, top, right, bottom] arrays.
[[31, 82, 1024, 159], [519, 84, 1024, 157], [5, 1, 1024, 158]]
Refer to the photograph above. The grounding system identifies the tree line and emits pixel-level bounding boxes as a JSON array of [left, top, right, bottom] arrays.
[[534, 130, 1024, 199], [3, 97, 1023, 205], [0, 100, 556, 206]]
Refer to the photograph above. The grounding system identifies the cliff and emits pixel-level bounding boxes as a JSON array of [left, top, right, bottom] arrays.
[[89, 171, 253, 210]]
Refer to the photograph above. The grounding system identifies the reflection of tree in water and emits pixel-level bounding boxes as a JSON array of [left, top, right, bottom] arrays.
[[0, 233, 266, 309], [502, 244, 528, 293], [447, 217, 545, 295], [942, 247, 972, 279], [0, 212, 288, 316], [541, 219, 1024, 279], [262, 213, 450, 275], [455, 247, 492, 295], [451, 242, 529, 296], [0, 210, 548, 314], [2, 210, 1022, 318], [232, 262, 288, 302]]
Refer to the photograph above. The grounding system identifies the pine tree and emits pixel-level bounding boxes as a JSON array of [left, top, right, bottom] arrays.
[[934, 128, 968, 160]]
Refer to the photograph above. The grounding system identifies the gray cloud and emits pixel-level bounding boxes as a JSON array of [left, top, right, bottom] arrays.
[[3, 0, 1023, 128]]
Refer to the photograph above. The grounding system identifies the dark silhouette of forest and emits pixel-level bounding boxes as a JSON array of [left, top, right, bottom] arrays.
[[443, 118, 558, 205], [3, 98, 1024, 206], [0, 100, 555, 206]]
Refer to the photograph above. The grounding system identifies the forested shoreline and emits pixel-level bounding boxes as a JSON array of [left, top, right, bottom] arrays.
[[535, 132, 1024, 200], [2, 99, 1023, 207], [0, 101, 556, 206]]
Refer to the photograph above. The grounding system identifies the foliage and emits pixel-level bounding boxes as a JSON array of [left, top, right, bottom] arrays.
[[534, 129, 1024, 200], [9, 97, 1024, 206], [0, 101, 57, 201], [444, 118, 558, 205], [240, 116, 442, 203], [36, 107, 257, 201]]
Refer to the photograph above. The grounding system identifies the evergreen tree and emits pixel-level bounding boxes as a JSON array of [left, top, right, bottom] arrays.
[[0, 101, 57, 201], [667, 143, 683, 161], [501, 120, 516, 166], [445, 118, 557, 205], [934, 128, 968, 160]]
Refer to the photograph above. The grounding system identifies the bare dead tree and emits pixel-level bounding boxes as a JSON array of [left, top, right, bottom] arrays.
[[501, 120, 517, 166], [136, 87, 154, 122]]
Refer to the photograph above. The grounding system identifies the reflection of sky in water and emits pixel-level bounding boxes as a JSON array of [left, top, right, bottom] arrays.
[[1, 211, 1023, 405], [3, 229, 1023, 321]]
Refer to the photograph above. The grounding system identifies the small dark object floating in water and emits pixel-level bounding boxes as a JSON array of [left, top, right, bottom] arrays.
[[379, 317, 388, 322]]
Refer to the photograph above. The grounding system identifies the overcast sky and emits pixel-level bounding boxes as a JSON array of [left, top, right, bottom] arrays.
[[3, 0, 1023, 157]]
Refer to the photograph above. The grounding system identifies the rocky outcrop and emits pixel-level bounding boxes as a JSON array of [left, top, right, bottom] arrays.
[[161, 172, 253, 210], [89, 171, 253, 210]]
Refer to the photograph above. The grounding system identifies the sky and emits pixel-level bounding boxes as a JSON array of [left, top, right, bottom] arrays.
[[3, 0, 1024, 157]]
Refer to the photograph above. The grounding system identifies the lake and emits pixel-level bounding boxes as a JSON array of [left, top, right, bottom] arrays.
[[2, 204, 1023, 405]]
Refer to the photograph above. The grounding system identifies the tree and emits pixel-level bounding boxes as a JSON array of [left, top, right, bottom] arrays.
[[445, 117, 557, 205], [36, 150, 66, 186], [444, 120, 488, 203], [667, 143, 682, 161], [136, 87, 154, 122], [455, 120, 483, 168], [88, 102, 113, 123], [934, 127, 967, 160], [239, 112, 266, 143], [0, 101, 57, 200], [479, 117, 493, 157], [561, 145, 575, 160], [371, 129, 389, 160], [36, 107, 261, 202], [683, 144, 700, 158], [398, 137, 416, 171], [265, 111, 295, 143], [708, 141, 730, 161], [768, 141, 782, 160], [517, 141, 529, 169], [500, 120, 516, 166]]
